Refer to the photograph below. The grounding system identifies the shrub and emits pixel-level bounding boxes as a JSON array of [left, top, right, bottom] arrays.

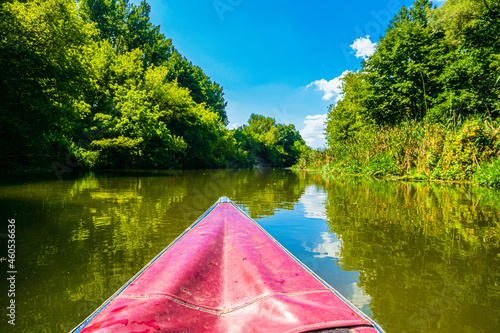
[[475, 158, 500, 188]]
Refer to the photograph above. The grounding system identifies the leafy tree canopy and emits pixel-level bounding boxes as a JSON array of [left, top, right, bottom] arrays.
[[0, 0, 232, 171], [236, 114, 307, 167], [325, 0, 500, 147]]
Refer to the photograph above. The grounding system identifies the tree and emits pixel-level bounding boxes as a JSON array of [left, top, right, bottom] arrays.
[[364, 0, 448, 124], [238, 114, 307, 167], [0, 0, 96, 169], [79, 0, 228, 124], [165, 50, 228, 125], [276, 124, 307, 167], [428, 0, 500, 122], [79, 0, 171, 68], [246, 114, 277, 135], [326, 71, 372, 145], [83, 64, 235, 169]]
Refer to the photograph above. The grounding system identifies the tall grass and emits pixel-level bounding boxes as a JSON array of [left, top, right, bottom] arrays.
[[294, 119, 500, 187]]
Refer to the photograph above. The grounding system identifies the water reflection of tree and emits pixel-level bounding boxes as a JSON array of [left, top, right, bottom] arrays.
[[320, 177, 500, 333], [0, 169, 311, 330], [200, 168, 309, 218]]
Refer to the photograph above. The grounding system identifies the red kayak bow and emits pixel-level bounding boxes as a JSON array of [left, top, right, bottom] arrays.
[[72, 197, 384, 333]]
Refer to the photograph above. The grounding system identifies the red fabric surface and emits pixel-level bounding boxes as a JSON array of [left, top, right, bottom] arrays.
[[77, 203, 381, 332]]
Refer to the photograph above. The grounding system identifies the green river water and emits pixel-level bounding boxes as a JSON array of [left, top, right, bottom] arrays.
[[1, 169, 500, 332]]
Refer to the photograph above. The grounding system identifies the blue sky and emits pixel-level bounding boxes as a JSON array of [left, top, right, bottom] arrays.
[[136, 0, 433, 148]]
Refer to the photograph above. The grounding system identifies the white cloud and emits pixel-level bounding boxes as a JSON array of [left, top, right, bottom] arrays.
[[227, 122, 240, 130], [300, 114, 327, 149], [300, 185, 327, 220], [346, 283, 372, 311], [307, 70, 349, 101], [335, 93, 345, 103], [350, 36, 377, 59], [303, 232, 342, 259]]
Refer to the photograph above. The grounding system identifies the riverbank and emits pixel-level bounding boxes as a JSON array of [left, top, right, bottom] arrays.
[[293, 118, 500, 188]]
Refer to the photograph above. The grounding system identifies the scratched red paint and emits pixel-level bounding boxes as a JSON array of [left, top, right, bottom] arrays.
[[72, 200, 382, 333]]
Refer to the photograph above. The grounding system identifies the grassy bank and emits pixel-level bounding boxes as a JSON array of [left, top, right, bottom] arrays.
[[294, 119, 500, 188]]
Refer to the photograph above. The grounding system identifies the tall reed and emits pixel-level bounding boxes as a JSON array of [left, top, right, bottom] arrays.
[[294, 119, 500, 187]]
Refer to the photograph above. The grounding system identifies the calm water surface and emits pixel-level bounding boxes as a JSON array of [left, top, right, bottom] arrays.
[[1, 169, 500, 332]]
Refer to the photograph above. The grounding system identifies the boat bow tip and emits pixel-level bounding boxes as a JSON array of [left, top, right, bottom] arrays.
[[218, 196, 232, 203]]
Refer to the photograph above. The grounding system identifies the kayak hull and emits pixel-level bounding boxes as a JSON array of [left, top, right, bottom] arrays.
[[72, 198, 383, 333]]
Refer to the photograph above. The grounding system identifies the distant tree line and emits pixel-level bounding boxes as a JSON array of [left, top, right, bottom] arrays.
[[0, 0, 307, 172], [234, 114, 308, 168]]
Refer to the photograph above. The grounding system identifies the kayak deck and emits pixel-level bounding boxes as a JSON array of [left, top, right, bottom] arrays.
[[72, 197, 383, 333]]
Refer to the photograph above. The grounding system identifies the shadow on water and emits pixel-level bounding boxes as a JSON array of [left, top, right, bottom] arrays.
[[0, 170, 499, 332]]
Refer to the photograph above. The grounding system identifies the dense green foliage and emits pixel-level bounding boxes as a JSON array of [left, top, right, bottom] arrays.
[[233, 114, 308, 168], [0, 0, 305, 171], [298, 119, 500, 182], [325, 71, 372, 145], [0, 0, 95, 169], [307, 0, 500, 187]]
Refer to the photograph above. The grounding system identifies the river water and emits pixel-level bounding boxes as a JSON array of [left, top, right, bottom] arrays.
[[1, 169, 499, 332]]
